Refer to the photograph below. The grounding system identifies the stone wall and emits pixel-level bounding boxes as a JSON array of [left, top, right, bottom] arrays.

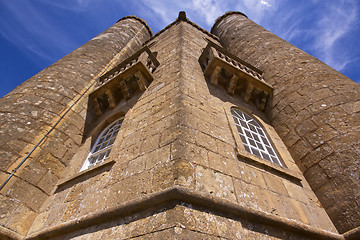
[[0, 16, 151, 238], [211, 12, 360, 234], [24, 17, 339, 239]]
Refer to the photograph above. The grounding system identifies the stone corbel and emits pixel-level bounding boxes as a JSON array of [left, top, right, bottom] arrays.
[[105, 89, 116, 109], [210, 65, 221, 86], [135, 71, 148, 92], [244, 83, 254, 103], [93, 97, 102, 117], [118, 80, 130, 100], [227, 74, 239, 95], [199, 40, 274, 112], [89, 46, 160, 118], [258, 92, 269, 111]]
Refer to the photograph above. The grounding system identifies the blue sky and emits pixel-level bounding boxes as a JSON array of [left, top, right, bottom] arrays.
[[0, 0, 359, 98]]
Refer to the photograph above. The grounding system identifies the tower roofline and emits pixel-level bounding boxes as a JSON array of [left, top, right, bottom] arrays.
[[144, 11, 219, 45], [117, 15, 153, 36], [211, 11, 248, 34]]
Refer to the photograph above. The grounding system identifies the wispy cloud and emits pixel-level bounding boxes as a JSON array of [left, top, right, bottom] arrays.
[[37, 0, 93, 12], [134, 0, 277, 32], [256, 0, 359, 74], [190, 0, 224, 26], [0, 1, 79, 63], [133, 0, 224, 31], [0, 0, 359, 97], [312, 1, 358, 70], [236, 0, 276, 23]]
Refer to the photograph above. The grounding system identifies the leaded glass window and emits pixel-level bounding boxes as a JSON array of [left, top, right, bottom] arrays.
[[231, 108, 283, 166], [81, 118, 123, 171]]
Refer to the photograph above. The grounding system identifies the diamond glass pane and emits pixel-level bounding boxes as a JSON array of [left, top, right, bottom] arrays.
[[231, 108, 282, 166]]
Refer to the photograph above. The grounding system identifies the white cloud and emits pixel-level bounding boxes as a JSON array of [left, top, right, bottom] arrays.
[[134, 0, 277, 31], [255, 0, 358, 74], [236, 0, 277, 23], [191, 0, 224, 25], [133, 0, 225, 31], [1, 0, 358, 82], [312, 2, 357, 70], [260, 0, 271, 7]]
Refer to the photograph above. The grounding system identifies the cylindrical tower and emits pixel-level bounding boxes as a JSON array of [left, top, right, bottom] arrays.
[[0, 16, 151, 238], [212, 12, 360, 234]]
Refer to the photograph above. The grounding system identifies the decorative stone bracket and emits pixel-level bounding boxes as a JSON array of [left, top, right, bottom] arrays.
[[90, 46, 159, 116], [199, 41, 273, 111]]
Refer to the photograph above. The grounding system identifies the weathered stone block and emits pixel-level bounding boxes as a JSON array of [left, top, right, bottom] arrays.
[[196, 165, 236, 202]]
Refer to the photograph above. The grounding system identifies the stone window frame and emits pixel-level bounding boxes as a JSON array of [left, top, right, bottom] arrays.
[[224, 104, 302, 182], [80, 118, 123, 171], [57, 116, 123, 189]]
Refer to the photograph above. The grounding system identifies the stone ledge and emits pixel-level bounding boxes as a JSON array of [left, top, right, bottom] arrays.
[[56, 159, 115, 190], [343, 226, 360, 240], [236, 147, 303, 184], [0, 225, 22, 240], [26, 186, 343, 240]]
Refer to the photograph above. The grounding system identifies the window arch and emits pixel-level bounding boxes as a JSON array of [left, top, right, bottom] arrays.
[[231, 108, 283, 167], [81, 118, 123, 171]]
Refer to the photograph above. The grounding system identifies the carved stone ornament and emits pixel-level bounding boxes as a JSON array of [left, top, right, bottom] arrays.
[[199, 41, 273, 111], [90, 46, 159, 116]]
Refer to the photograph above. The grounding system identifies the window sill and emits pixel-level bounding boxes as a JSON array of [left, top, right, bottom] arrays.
[[56, 159, 115, 190], [236, 147, 303, 184]]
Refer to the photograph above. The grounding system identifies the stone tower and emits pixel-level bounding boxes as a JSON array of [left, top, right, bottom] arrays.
[[0, 11, 359, 240]]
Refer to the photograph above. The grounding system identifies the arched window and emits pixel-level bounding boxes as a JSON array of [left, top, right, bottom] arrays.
[[231, 108, 283, 166], [81, 118, 123, 171]]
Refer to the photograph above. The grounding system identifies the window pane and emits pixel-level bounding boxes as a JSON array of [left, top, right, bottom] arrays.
[[266, 146, 274, 155], [262, 152, 271, 161], [248, 139, 256, 147], [258, 128, 265, 136], [231, 108, 282, 167], [105, 150, 110, 158], [104, 135, 111, 141], [251, 147, 261, 157], [253, 134, 260, 142], [249, 124, 257, 133], [99, 152, 106, 160], [256, 141, 264, 150], [249, 119, 260, 128], [81, 118, 123, 171], [108, 137, 115, 146], [271, 156, 281, 165], [236, 125, 243, 134], [240, 134, 247, 143], [240, 120, 247, 128], [94, 145, 101, 152], [261, 136, 269, 145]]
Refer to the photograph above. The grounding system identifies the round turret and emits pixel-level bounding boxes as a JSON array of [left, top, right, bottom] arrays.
[[0, 16, 151, 238], [212, 11, 360, 234]]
